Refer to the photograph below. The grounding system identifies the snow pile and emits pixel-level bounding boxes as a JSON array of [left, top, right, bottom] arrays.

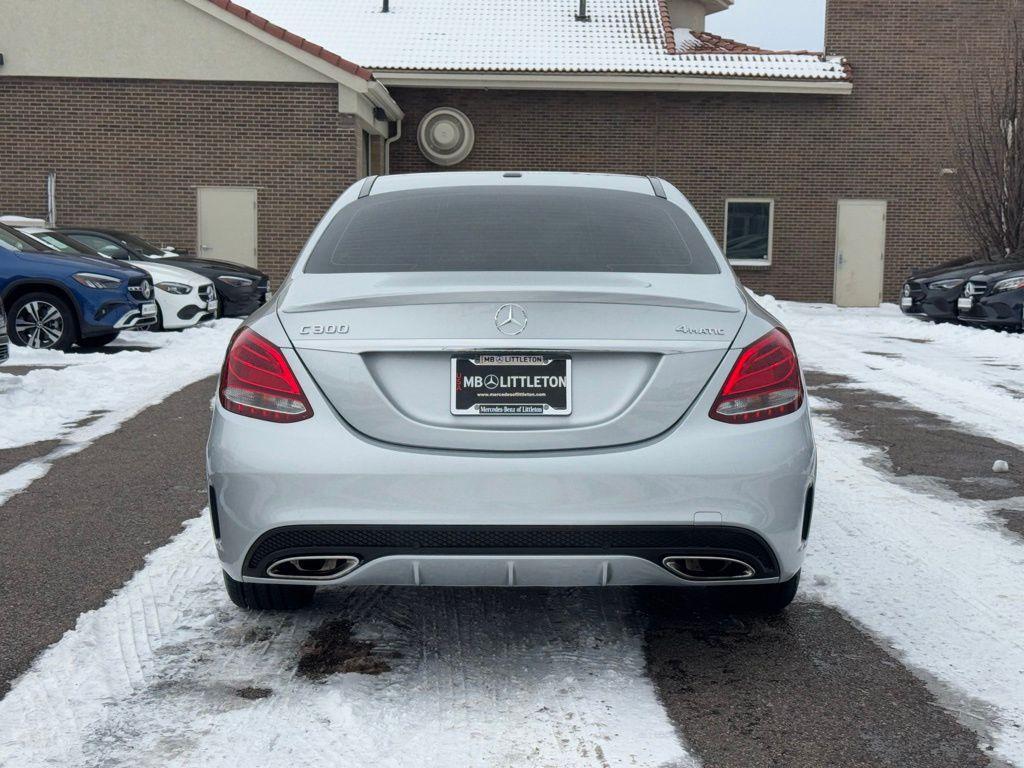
[[762, 298, 1024, 450], [0, 322, 239, 451], [0, 515, 697, 768], [0, 321, 239, 502]]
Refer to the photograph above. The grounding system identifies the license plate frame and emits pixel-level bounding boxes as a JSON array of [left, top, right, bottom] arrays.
[[957, 297, 974, 311], [900, 296, 913, 308], [141, 302, 158, 318], [451, 354, 572, 416]]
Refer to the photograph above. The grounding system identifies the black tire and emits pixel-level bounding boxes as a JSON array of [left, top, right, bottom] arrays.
[[717, 570, 801, 614], [222, 571, 316, 611], [7, 292, 77, 351], [149, 305, 166, 332], [77, 332, 120, 349]]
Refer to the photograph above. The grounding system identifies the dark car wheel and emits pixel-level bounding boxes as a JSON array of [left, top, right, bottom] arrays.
[[8, 292, 77, 351], [223, 571, 316, 611], [78, 332, 120, 349]]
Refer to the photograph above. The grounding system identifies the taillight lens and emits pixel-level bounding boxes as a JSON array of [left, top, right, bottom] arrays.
[[219, 328, 312, 423], [710, 328, 804, 424]]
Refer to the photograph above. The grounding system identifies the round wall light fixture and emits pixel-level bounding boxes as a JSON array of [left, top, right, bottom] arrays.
[[417, 107, 475, 167]]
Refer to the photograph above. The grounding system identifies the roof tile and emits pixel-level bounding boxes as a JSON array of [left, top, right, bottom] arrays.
[[207, 0, 847, 82]]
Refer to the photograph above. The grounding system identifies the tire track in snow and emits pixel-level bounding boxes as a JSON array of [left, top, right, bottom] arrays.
[[0, 513, 698, 768]]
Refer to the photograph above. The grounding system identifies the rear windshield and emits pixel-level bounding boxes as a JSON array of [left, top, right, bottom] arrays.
[[304, 186, 721, 274]]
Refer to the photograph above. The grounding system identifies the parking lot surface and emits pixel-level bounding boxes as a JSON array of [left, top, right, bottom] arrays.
[[0, 303, 1021, 767]]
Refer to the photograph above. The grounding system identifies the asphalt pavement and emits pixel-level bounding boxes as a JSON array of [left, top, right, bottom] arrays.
[[0, 369, 1014, 765], [0, 376, 216, 696]]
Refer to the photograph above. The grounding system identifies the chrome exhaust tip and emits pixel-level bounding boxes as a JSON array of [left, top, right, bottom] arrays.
[[662, 556, 757, 581], [266, 555, 360, 580]]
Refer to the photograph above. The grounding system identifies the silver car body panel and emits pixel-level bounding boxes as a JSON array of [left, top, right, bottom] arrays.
[[208, 171, 816, 589]]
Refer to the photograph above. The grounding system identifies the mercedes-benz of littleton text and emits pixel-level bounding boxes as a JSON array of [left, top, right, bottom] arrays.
[[208, 172, 816, 613]]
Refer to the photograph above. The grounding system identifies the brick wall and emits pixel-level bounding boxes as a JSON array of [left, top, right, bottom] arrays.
[[389, 0, 1024, 302], [0, 78, 359, 285], [3, 0, 1021, 301]]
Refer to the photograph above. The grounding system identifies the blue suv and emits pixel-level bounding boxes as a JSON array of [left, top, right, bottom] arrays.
[[0, 223, 157, 350]]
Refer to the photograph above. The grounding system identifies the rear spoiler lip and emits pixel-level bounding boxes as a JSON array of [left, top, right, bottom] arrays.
[[281, 290, 743, 315]]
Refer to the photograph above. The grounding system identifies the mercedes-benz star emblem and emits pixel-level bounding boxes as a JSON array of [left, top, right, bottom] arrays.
[[495, 303, 528, 336], [484, 374, 500, 390]]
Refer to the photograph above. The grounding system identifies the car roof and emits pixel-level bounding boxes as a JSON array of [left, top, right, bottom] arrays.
[[368, 171, 659, 197]]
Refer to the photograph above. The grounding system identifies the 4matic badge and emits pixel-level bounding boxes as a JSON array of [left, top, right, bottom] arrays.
[[676, 325, 727, 336]]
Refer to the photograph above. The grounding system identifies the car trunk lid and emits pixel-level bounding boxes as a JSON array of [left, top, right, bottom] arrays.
[[279, 272, 745, 451]]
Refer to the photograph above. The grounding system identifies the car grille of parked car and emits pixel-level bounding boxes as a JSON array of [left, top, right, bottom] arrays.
[[963, 279, 987, 297], [127, 278, 153, 300], [244, 525, 780, 577], [198, 284, 216, 303]]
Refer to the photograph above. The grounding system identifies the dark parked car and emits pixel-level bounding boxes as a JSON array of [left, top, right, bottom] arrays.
[[0, 224, 156, 350], [59, 228, 270, 317], [901, 253, 1024, 322], [957, 266, 1024, 330]]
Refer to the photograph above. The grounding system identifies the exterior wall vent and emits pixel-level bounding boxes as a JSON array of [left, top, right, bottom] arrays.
[[417, 107, 475, 167]]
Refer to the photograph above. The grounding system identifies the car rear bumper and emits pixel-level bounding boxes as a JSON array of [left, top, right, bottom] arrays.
[[208, 351, 817, 587]]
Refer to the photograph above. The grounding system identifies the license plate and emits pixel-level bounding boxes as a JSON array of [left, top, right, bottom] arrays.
[[957, 297, 974, 311], [207, 299, 219, 312], [900, 297, 913, 308], [451, 354, 571, 416], [141, 302, 158, 317]]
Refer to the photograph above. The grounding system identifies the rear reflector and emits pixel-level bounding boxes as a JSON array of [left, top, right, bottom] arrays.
[[710, 328, 803, 424], [219, 328, 312, 423]]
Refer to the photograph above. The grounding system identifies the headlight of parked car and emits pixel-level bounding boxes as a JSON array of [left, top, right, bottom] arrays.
[[217, 275, 255, 288], [156, 282, 193, 295], [992, 276, 1024, 294], [72, 272, 123, 290], [928, 278, 964, 290]]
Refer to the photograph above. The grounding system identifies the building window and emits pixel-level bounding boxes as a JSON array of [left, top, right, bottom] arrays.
[[724, 199, 774, 265]]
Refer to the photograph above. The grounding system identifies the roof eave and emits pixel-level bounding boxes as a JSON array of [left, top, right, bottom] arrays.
[[376, 71, 853, 95]]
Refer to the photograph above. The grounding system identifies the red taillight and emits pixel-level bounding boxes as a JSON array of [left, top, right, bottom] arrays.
[[710, 328, 804, 424], [219, 328, 312, 423]]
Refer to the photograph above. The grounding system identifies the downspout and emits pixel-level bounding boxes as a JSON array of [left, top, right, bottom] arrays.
[[384, 118, 402, 175]]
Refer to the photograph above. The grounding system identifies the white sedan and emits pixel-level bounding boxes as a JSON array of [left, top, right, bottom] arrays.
[[19, 227, 218, 330]]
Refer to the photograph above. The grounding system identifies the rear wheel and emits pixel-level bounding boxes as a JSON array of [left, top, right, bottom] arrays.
[[222, 571, 316, 611], [716, 570, 800, 614], [8, 292, 77, 351], [78, 332, 119, 349]]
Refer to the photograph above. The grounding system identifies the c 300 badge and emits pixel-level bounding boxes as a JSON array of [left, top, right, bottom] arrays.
[[299, 323, 350, 335]]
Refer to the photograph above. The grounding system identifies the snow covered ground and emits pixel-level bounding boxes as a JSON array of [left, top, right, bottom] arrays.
[[1, 301, 1023, 766], [0, 516, 694, 768], [0, 321, 240, 502], [760, 299, 1024, 764]]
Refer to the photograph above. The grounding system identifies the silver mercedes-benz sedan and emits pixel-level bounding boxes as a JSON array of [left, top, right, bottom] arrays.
[[207, 171, 816, 612]]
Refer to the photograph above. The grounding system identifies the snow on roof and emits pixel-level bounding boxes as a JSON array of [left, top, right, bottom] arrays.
[[225, 0, 849, 81]]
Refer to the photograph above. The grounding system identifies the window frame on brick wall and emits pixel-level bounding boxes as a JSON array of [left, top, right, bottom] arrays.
[[723, 198, 775, 267]]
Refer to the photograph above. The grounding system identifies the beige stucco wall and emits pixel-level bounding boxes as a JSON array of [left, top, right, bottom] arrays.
[[0, 0, 332, 82], [664, 0, 708, 32]]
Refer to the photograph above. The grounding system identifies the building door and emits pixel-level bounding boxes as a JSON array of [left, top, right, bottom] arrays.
[[834, 200, 887, 307], [197, 187, 258, 268]]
